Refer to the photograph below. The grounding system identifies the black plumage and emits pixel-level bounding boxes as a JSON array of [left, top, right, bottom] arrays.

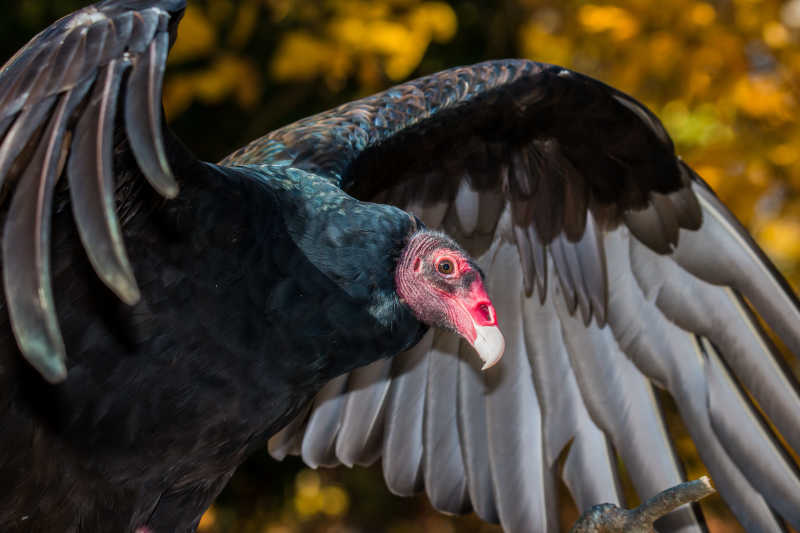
[[2, 2, 800, 532]]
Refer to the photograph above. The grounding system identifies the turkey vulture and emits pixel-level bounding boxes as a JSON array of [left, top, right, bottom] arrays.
[[1, 1, 799, 532]]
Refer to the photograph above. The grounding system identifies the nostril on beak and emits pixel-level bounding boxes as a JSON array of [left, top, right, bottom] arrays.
[[474, 302, 495, 326]]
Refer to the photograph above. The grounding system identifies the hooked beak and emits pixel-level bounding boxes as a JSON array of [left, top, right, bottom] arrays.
[[455, 282, 505, 370], [473, 322, 505, 370]]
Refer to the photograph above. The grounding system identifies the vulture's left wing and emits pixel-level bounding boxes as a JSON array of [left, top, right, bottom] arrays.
[[230, 60, 800, 532]]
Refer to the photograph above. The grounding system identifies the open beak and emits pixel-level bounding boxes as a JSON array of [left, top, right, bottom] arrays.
[[456, 282, 505, 370]]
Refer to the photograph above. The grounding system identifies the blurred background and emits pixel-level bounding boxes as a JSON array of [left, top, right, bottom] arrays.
[[4, 0, 800, 531]]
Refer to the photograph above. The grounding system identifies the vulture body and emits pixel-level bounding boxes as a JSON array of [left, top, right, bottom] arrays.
[[1, 1, 800, 532]]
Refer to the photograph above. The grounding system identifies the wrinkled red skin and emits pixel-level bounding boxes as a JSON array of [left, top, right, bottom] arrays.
[[395, 231, 497, 344]]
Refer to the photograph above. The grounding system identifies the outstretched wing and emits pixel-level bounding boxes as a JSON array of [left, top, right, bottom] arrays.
[[247, 60, 800, 532], [0, 0, 186, 382]]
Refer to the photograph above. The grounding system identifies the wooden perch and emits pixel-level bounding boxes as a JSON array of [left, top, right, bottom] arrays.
[[570, 476, 716, 533]]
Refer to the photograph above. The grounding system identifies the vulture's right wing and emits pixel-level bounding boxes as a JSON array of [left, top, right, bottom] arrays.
[[0, 0, 188, 382], [258, 60, 800, 532]]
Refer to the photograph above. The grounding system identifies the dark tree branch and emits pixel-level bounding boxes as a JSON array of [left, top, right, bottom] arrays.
[[570, 476, 715, 533]]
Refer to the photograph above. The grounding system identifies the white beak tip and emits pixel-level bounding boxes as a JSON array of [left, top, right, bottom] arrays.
[[473, 324, 505, 371]]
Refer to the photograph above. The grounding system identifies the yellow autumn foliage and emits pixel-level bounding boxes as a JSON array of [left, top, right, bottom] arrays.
[[759, 218, 800, 267], [164, 54, 261, 118], [262, 0, 457, 86], [168, 5, 217, 62], [578, 5, 640, 41]]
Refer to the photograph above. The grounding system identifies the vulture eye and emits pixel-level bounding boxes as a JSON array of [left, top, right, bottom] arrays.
[[436, 258, 455, 275]]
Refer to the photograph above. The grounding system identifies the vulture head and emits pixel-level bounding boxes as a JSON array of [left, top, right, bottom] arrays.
[[395, 229, 505, 370]]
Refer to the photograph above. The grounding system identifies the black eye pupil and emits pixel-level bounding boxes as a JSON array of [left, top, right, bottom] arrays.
[[438, 260, 453, 274]]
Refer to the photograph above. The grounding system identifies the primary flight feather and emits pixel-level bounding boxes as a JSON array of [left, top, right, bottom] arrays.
[[0, 1, 798, 532]]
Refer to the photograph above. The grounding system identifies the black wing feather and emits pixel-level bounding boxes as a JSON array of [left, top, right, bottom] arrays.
[[0, 94, 58, 183], [67, 59, 139, 305], [124, 30, 177, 198], [3, 87, 88, 382]]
